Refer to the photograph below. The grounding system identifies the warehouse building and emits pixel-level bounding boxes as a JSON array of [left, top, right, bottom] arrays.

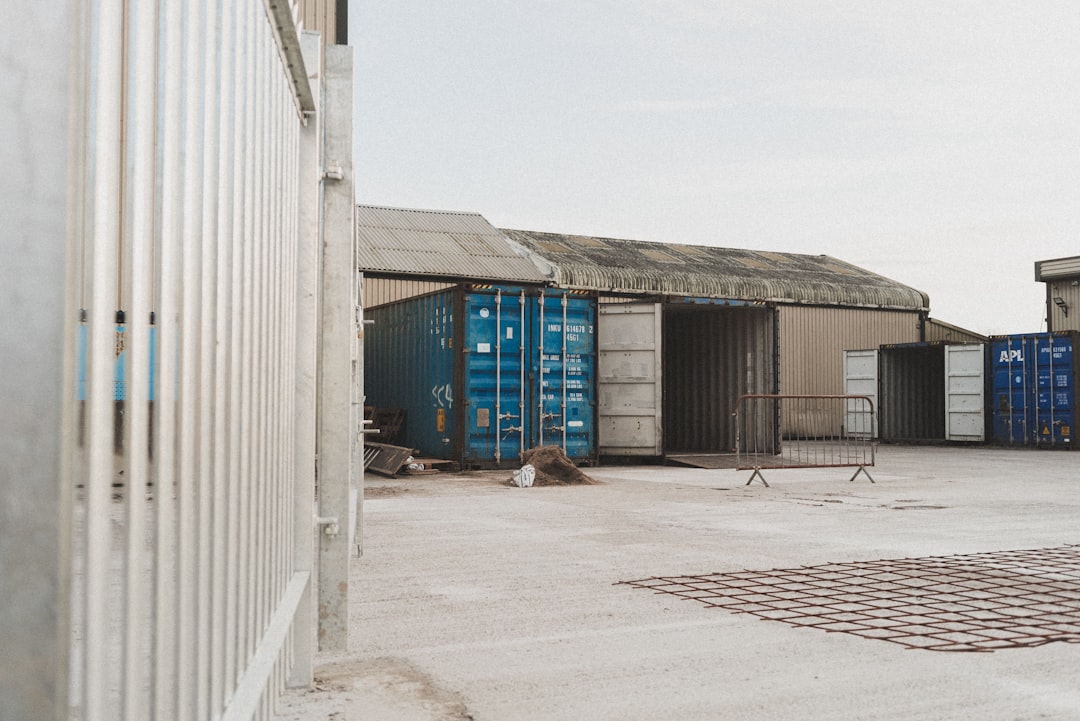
[[360, 205, 963, 464], [1036, 256, 1080, 333]]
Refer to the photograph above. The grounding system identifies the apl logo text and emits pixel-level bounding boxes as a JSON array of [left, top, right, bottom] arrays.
[[998, 349, 1024, 363]]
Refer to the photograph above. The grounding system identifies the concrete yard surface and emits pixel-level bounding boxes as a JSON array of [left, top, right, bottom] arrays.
[[277, 445, 1080, 720]]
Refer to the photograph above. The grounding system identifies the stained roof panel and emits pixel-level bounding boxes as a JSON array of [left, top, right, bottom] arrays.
[[499, 229, 929, 310], [356, 206, 549, 284]]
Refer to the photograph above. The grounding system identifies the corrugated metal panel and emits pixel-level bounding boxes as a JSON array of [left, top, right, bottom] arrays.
[[363, 276, 454, 308], [298, 0, 338, 43], [945, 344, 987, 442], [533, 291, 597, 460], [356, 206, 550, 284], [364, 286, 597, 466], [989, 332, 1078, 448], [501, 229, 929, 311], [597, 302, 663, 456], [1046, 280, 1080, 333], [365, 290, 459, 460], [460, 289, 529, 464], [1036, 256, 1080, 281], [924, 318, 988, 343], [843, 349, 880, 437], [780, 306, 922, 397], [64, 3, 331, 718], [663, 305, 776, 453]]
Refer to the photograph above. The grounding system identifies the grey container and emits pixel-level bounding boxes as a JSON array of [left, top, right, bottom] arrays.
[[844, 342, 986, 443]]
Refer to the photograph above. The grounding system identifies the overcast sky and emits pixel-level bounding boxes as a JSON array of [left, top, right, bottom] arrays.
[[350, 1, 1079, 336]]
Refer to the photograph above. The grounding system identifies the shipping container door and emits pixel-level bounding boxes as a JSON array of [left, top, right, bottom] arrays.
[[597, 302, 663, 455], [1034, 334, 1075, 447], [533, 291, 597, 461], [944, 344, 985, 441], [462, 288, 529, 465], [990, 336, 1031, 445], [843, 349, 878, 437]]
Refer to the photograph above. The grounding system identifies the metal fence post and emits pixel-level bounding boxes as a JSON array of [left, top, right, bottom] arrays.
[[291, 29, 323, 687], [317, 42, 357, 652], [0, 4, 75, 719]]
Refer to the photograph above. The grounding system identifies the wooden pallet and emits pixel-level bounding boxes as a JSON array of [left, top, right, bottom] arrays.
[[364, 442, 415, 477]]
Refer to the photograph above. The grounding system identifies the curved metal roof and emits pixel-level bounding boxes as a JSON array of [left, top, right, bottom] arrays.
[[500, 229, 929, 311], [356, 205, 550, 284]]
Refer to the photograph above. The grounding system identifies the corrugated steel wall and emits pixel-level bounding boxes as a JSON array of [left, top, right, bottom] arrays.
[[299, 0, 339, 43], [989, 332, 1079, 447], [60, 3, 339, 720], [1046, 279, 1080, 333], [363, 275, 455, 308], [663, 305, 776, 452], [365, 290, 458, 459], [924, 319, 988, 343], [779, 305, 923, 396], [365, 286, 598, 466]]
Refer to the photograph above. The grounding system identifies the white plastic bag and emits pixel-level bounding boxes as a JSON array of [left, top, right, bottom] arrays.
[[511, 464, 536, 488]]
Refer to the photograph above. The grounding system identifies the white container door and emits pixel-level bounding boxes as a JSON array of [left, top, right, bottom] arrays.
[[598, 302, 663, 455], [843, 349, 879, 438], [945, 343, 986, 441]]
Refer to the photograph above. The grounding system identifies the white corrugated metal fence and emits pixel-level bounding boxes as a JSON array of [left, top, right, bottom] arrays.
[[60, 2, 353, 720]]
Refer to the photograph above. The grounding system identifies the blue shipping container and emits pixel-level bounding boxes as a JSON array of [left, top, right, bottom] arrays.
[[989, 332, 1078, 448], [365, 285, 597, 467]]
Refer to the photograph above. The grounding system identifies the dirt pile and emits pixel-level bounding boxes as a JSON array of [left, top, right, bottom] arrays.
[[516, 445, 599, 486]]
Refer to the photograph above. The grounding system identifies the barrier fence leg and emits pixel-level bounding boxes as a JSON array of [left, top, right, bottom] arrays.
[[746, 467, 770, 487], [849, 466, 875, 483]]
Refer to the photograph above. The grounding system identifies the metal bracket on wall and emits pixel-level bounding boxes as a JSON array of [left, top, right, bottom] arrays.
[[314, 516, 340, 537]]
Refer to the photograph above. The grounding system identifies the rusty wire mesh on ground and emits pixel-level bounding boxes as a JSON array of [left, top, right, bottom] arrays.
[[620, 545, 1080, 652]]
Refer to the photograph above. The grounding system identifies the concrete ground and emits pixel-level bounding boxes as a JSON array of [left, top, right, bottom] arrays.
[[278, 445, 1080, 720]]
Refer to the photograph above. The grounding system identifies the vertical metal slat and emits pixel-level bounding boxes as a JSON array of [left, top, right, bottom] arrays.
[[83, 0, 125, 717], [122, 1, 157, 718]]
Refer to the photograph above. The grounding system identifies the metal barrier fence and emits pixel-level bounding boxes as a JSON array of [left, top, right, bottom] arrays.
[[53, 3, 356, 721], [734, 394, 876, 486]]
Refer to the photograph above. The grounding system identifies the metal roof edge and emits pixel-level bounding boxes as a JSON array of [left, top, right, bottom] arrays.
[[819, 254, 931, 308], [361, 270, 553, 287], [546, 267, 929, 311], [924, 317, 989, 343], [1035, 255, 1080, 281], [357, 203, 487, 217], [499, 229, 930, 312]]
